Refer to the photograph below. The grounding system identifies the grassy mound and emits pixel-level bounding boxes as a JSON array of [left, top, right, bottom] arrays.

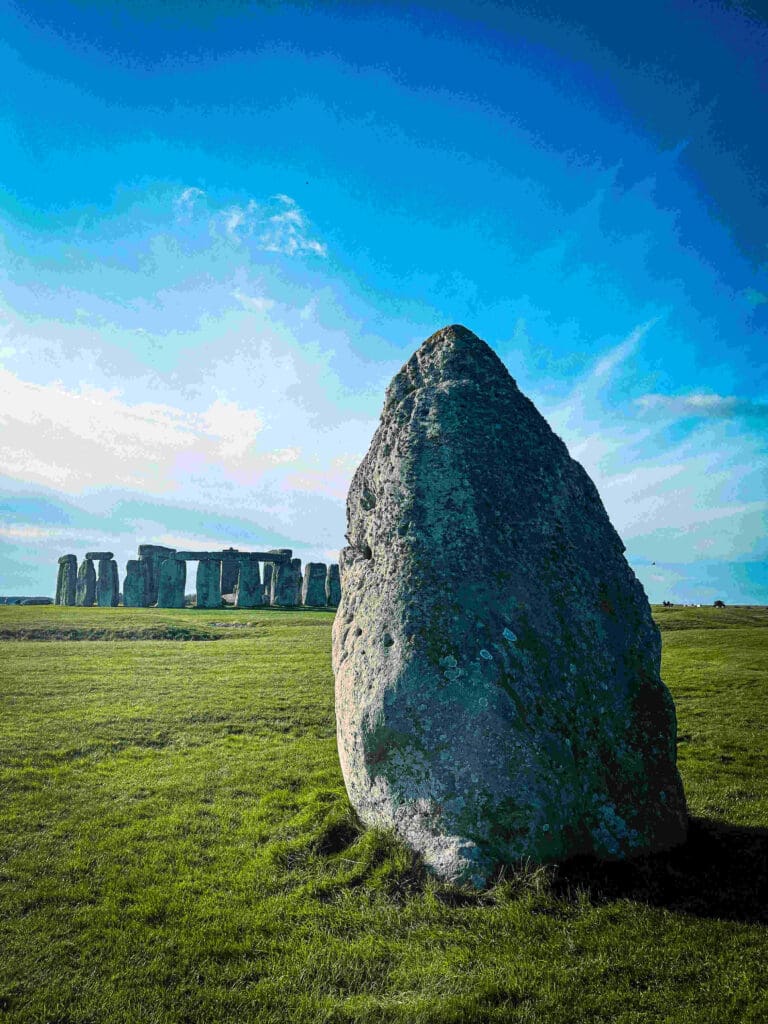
[[0, 605, 766, 1023]]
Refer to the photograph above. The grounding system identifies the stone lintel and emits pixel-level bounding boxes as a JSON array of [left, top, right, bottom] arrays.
[[175, 550, 290, 563], [84, 551, 114, 560]]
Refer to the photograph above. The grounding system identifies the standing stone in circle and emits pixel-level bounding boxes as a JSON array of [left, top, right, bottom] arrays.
[[220, 550, 240, 595], [235, 560, 261, 608], [76, 558, 97, 606], [123, 560, 149, 607], [270, 557, 302, 607], [138, 545, 177, 606], [261, 562, 274, 604], [157, 557, 186, 609], [301, 563, 327, 607], [290, 558, 303, 605], [325, 564, 341, 607], [110, 560, 120, 606], [196, 559, 222, 609], [332, 324, 687, 889], [96, 558, 117, 607], [55, 555, 77, 606]]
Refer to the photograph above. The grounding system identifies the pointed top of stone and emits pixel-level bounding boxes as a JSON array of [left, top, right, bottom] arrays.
[[383, 324, 514, 414]]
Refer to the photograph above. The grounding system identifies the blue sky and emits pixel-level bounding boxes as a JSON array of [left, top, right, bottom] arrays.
[[0, 0, 766, 603]]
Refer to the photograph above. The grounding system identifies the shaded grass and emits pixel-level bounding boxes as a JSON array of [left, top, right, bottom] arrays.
[[0, 606, 766, 1022]]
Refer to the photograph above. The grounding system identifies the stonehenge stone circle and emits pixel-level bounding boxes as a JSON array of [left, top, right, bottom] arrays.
[[157, 557, 186, 608], [138, 545, 176, 605], [123, 560, 149, 607], [332, 324, 687, 888], [110, 560, 120, 606], [96, 558, 117, 607], [325, 563, 341, 607], [75, 558, 96, 606], [196, 559, 222, 609], [235, 561, 261, 608], [270, 557, 302, 606], [301, 562, 327, 607], [220, 549, 240, 595], [55, 555, 77, 606], [261, 562, 274, 603]]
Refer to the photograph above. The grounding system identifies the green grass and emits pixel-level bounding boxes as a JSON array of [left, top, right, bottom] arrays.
[[0, 604, 766, 1023]]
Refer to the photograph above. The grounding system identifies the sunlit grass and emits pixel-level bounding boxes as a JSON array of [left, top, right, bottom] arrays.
[[0, 604, 766, 1023]]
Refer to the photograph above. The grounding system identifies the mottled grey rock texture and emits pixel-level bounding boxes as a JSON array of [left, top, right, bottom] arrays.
[[302, 562, 327, 607], [76, 559, 96, 606], [138, 545, 176, 605], [55, 555, 77, 606], [123, 560, 148, 607], [196, 559, 222, 608], [326, 563, 341, 607], [262, 562, 274, 604], [332, 324, 686, 888], [235, 560, 261, 608], [96, 558, 116, 607], [157, 557, 186, 608], [85, 551, 113, 561]]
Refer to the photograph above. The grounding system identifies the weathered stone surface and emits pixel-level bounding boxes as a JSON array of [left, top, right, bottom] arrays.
[[262, 562, 274, 604], [85, 551, 114, 560], [138, 545, 177, 605], [196, 559, 222, 608], [123, 560, 149, 607], [301, 562, 327, 607], [76, 559, 96, 606], [110, 560, 120, 606], [55, 555, 77, 606], [220, 550, 240, 595], [271, 557, 302, 606], [96, 558, 116, 607], [332, 324, 687, 888], [157, 557, 186, 608], [325, 563, 341, 607], [235, 560, 261, 608]]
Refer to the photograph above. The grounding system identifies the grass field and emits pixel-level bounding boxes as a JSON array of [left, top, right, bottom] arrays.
[[1, 604, 766, 1023]]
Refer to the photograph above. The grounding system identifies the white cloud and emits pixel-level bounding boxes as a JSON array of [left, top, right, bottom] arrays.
[[174, 187, 206, 218], [635, 391, 768, 420]]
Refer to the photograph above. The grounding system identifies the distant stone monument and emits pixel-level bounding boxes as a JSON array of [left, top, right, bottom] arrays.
[[325, 564, 341, 607], [123, 560, 149, 607], [333, 324, 687, 888], [138, 545, 177, 606], [75, 558, 96, 606], [196, 559, 222, 609], [95, 555, 117, 607], [261, 562, 274, 604], [271, 557, 302, 606], [235, 561, 261, 608], [220, 549, 240, 595], [157, 557, 186, 608], [55, 555, 77, 606], [301, 562, 327, 607]]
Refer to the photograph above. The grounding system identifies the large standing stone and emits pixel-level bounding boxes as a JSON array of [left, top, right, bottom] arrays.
[[261, 562, 274, 604], [301, 563, 327, 607], [157, 557, 186, 609], [138, 545, 177, 605], [196, 559, 222, 608], [55, 555, 77, 606], [76, 558, 96, 606], [123, 560, 149, 607], [325, 564, 341, 607], [96, 558, 117, 607], [110, 560, 120, 606], [235, 560, 261, 608], [220, 550, 240, 595], [271, 557, 302, 606], [332, 324, 687, 888]]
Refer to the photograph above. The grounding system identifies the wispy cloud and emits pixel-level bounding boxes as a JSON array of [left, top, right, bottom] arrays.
[[173, 188, 328, 256], [635, 392, 768, 420]]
